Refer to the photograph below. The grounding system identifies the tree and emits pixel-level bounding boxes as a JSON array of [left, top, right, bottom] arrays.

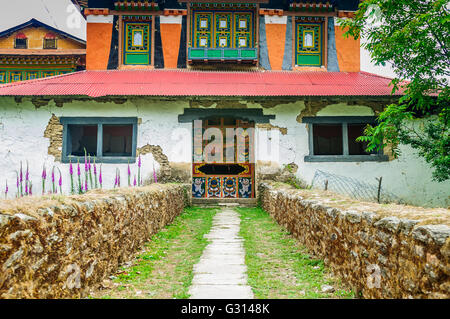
[[340, 0, 449, 182]]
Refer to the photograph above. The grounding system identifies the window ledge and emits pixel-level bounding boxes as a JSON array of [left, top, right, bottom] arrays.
[[61, 156, 136, 164], [304, 155, 389, 162]]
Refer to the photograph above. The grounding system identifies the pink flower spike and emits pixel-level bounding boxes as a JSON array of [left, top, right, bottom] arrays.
[[77, 162, 81, 176], [69, 161, 73, 175], [133, 176, 136, 187], [138, 155, 141, 168]]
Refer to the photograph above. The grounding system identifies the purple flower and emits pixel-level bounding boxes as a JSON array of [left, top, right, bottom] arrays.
[[138, 155, 141, 168], [5, 181, 8, 199], [88, 156, 91, 171], [25, 163, 29, 183], [94, 163, 97, 176], [153, 163, 158, 183], [128, 164, 131, 176], [77, 162, 81, 176], [85, 178, 88, 192], [19, 162, 23, 183], [51, 168, 55, 183], [42, 166, 47, 179], [99, 166, 103, 186], [133, 175, 137, 187], [69, 161, 73, 176], [59, 173, 62, 187]]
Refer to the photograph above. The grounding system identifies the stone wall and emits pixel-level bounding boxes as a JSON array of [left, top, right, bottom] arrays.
[[259, 182, 450, 299], [0, 184, 188, 299]]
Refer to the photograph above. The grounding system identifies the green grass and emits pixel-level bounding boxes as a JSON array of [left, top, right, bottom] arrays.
[[91, 206, 218, 299], [236, 206, 354, 299]]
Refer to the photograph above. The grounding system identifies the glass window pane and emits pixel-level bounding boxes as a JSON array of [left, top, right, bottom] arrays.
[[313, 124, 343, 155], [102, 125, 133, 157], [348, 124, 374, 155], [68, 125, 98, 157], [15, 39, 27, 49]]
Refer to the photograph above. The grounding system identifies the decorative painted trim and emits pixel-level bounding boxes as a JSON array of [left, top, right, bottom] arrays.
[[163, 9, 187, 16], [84, 8, 110, 16], [259, 9, 283, 16]]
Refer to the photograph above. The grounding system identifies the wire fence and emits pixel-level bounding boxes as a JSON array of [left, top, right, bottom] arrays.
[[311, 170, 404, 204]]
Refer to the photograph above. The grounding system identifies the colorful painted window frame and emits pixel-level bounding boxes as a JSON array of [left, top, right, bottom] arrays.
[[295, 22, 323, 67], [123, 21, 151, 65], [191, 10, 254, 49]]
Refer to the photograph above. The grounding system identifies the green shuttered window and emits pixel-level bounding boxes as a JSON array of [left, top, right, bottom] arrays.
[[123, 21, 151, 65], [295, 22, 323, 67]]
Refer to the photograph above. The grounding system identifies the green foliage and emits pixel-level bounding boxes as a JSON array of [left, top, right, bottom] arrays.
[[236, 206, 354, 299], [340, 0, 450, 181]]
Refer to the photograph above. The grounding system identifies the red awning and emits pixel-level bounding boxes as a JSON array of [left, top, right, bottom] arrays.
[[0, 70, 400, 98], [44, 32, 56, 39], [15, 32, 27, 39]]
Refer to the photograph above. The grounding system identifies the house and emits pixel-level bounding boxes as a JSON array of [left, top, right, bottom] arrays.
[[0, 0, 447, 207], [0, 18, 86, 83]]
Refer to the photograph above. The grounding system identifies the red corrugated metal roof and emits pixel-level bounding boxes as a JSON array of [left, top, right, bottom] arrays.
[[0, 70, 400, 98]]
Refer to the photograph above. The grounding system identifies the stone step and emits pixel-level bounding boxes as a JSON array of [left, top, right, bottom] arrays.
[[191, 198, 257, 207]]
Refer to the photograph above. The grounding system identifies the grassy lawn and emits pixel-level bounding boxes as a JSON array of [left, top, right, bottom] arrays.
[[236, 206, 354, 299], [90, 206, 218, 299]]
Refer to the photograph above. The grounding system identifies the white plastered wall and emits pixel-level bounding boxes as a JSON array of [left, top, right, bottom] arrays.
[[0, 97, 448, 207]]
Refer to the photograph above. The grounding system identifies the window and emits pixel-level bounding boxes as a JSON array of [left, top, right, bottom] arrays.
[[44, 39, 57, 49], [313, 124, 343, 155], [10, 71, 22, 82], [61, 117, 138, 163], [304, 117, 388, 162], [123, 21, 151, 65], [26, 72, 39, 80], [295, 17, 324, 67], [14, 38, 27, 49], [192, 11, 254, 49]]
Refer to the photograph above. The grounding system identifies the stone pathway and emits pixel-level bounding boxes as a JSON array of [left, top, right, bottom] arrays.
[[188, 208, 254, 299]]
